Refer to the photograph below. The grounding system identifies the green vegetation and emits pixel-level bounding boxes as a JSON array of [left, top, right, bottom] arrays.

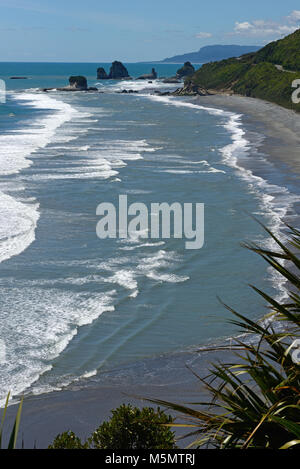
[[186, 57, 251, 90], [49, 405, 177, 449], [254, 29, 300, 71], [148, 223, 300, 449], [234, 63, 298, 109], [186, 28, 300, 111], [49, 431, 88, 449], [0, 393, 23, 449]]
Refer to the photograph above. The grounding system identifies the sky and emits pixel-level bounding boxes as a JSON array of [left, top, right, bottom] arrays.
[[0, 0, 300, 62]]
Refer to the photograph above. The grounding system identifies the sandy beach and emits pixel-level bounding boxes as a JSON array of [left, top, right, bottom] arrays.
[[194, 95, 300, 175], [4, 94, 300, 449]]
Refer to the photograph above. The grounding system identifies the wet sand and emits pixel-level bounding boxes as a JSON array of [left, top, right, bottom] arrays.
[[194, 95, 300, 175]]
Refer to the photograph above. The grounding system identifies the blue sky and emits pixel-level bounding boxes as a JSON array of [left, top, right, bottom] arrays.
[[0, 0, 300, 61]]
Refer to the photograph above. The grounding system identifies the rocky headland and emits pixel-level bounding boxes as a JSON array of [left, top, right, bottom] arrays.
[[176, 61, 195, 78], [172, 29, 300, 111], [97, 62, 131, 80], [161, 63, 195, 85]]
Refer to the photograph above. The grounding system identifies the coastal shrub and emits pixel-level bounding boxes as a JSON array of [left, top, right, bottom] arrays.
[[48, 431, 87, 449], [48, 405, 176, 449], [148, 223, 300, 449], [254, 29, 300, 71], [186, 58, 251, 90], [88, 405, 177, 449]]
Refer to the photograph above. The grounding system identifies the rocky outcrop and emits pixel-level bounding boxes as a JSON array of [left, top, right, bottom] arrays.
[[172, 83, 209, 96], [137, 68, 157, 80], [69, 76, 88, 90], [97, 67, 108, 79], [176, 62, 195, 78], [42, 76, 98, 92], [118, 89, 139, 94], [162, 77, 181, 84], [153, 90, 172, 96], [108, 61, 130, 79]]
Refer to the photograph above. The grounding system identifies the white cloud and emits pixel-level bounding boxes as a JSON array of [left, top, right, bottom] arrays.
[[287, 10, 300, 23], [232, 13, 299, 39], [195, 32, 212, 39], [234, 22, 252, 32]]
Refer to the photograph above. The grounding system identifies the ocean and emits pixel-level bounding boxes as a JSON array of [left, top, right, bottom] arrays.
[[0, 62, 298, 403]]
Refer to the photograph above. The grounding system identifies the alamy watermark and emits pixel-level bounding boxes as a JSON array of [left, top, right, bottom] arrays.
[[0, 79, 6, 103], [292, 79, 300, 104], [96, 196, 204, 250]]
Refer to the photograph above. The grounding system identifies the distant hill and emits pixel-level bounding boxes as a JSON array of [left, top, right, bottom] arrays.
[[161, 45, 262, 63], [179, 29, 300, 112]]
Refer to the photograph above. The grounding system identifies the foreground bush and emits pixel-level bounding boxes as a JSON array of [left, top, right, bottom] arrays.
[[48, 431, 87, 449], [49, 405, 176, 449], [149, 224, 300, 449], [89, 405, 176, 449]]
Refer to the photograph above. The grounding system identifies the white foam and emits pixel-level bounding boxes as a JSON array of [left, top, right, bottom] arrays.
[[0, 287, 116, 404], [1, 91, 78, 176], [0, 192, 39, 263], [147, 272, 190, 283], [28, 138, 158, 181], [104, 270, 138, 291], [109, 79, 180, 93], [162, 168, 225, 174], [146, 94, 300, 302], [120, 241, 165, 251], [219, 112, 300, 301], [0, 91, 79, 264]]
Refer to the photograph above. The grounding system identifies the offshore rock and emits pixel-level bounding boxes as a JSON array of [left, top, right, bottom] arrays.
[[68, 76, 88, 89], [97, 67, 108, 79], [108, 61, 130, 79], [42, 76, 98, 92], [176, 62, 195, 78], [137, 68, 157, 80]]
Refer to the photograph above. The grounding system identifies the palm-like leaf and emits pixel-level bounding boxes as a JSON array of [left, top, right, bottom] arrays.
[[148, 224, 300, 449]]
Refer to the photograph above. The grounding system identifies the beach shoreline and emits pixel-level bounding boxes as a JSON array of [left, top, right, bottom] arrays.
[[5, 93, 300, 449], [193, 94, 300, 175]]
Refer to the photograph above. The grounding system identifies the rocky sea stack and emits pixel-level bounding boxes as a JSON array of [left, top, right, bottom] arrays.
[[137, 68, 157, 80], [97, 67, 108, 80], [176, 62, 195, 78], [96, 62, 131, 80], [69, 76, 88, 90], [108, 61, 130, 79], [42, 75, 98, 92]]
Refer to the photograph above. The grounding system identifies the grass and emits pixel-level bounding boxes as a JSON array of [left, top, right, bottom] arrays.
[[0, 393, 23, 449]]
